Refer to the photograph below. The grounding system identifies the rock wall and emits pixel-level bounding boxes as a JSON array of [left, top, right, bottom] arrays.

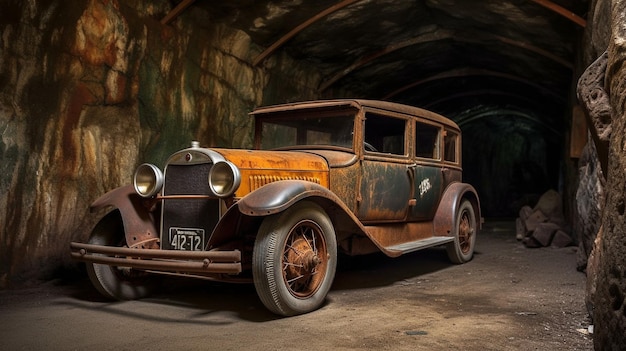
[[575, 134, 605, 271], [577, 0, 626, 348], [575, 0, 610, 273], [591, 0, 626, 347], [0, 0, 322, 286]]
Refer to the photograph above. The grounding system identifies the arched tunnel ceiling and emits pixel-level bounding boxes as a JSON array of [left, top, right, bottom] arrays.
[[162, 0, 589, 217], [167, 0, 587, 132]]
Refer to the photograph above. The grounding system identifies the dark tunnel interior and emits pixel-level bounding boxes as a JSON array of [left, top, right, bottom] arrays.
[[190, 0, 584, 217], [397, 75, 568, 217]]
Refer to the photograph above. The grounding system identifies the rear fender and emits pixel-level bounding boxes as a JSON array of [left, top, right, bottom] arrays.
[[90, 185, 159, 249], [433, 182, 482, 237]]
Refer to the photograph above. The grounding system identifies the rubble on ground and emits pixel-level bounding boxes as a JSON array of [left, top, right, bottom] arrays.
[[516, 189, 572, 248]]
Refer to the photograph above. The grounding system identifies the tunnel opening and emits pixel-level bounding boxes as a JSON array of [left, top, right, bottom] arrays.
[[457, 106, 563, 218]]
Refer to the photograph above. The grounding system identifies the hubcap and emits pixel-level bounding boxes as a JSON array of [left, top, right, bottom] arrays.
[[459, 210, 474, 254], [282, 220, 328, 298]]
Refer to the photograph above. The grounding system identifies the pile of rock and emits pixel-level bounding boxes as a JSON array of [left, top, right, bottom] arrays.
[[516, 189, 572, 248]]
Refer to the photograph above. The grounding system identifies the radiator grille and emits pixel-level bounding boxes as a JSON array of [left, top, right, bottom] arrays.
[[163, 163, 212, 195], [249, 175, 321, 191], [160, 163, 219, 250]]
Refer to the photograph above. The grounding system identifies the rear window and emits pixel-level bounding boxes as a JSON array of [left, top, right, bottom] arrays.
[[443, 130, 458, 163]]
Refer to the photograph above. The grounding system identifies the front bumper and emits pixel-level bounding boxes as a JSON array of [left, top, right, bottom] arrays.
[[70, 242, 242, 275]]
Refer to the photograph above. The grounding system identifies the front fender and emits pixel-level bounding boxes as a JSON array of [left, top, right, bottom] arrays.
[[90, 185, 159, 249], [433, 182, 482, 237], [237, 180, 343, 216], [209, 179, 363, 248]]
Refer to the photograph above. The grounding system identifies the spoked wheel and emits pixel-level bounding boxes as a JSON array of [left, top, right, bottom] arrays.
[[85, 211, 157, 300], [446, 199, 477, 264], [253, 201, 337, 316]]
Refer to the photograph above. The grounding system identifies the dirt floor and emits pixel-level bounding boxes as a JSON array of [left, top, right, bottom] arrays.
[[0, 221, 593, 350]]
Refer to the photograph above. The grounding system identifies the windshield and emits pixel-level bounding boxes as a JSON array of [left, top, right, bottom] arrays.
[[258, 112, 355, 150]]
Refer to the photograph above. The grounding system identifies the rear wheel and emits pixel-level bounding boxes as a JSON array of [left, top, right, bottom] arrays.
[[252, 201, 337, 316], [446, 199, 477, 264], [85, 211, 157, 300]]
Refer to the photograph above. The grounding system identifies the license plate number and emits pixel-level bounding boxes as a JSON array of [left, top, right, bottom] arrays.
[[169, 227, 204, 251]]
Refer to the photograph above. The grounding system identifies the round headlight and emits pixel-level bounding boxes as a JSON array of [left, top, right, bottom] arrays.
[[133, 163, 164, 198], [208, 161, 241, 198]]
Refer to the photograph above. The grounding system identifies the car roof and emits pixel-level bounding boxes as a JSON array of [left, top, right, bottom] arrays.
[[250, 99, 459, 130]]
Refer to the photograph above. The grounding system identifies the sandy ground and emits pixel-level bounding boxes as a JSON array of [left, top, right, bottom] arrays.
[[0, 221, 593, 350]]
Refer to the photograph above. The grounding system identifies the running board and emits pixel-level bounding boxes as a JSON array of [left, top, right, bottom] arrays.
[[386, 236, 454, 255]]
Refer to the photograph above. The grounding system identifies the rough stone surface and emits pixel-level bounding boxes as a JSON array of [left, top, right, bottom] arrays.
[[590, 0, 626, 348], [519, 205, 533, 221], [551, 230, 573, 248], [0, 0, 323, 286], [515, 217, 526, 240], [522, 236, 542, 249], [523, 209, 548, 233], [516, 189, 573, 249], [574, 134, 605, 271], [531, 222, 561, 247], [534, 189, 566, 226], [585, 224, 603, 321], [577, 50, 611, 142], [516, 206, 533, 240]]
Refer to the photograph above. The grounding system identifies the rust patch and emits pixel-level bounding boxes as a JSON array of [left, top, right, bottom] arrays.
[[61, 83, 96, 176], [72, 0, 129, 70], [105, 71, 128, 104]]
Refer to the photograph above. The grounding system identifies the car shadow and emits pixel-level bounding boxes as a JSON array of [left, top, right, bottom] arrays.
[[65, 246, 471, 323], [332, 247, 455, 291]]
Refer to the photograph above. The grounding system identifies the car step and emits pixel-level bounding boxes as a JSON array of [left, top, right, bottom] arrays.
[[386, 236, 455, 254]]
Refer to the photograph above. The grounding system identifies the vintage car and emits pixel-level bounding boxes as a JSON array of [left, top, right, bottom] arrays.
[[70, 99, 481, 316]]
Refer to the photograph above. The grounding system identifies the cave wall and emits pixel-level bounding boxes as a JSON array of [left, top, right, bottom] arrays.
[[577, 0, 626, 348], [591, 0, 626, 347], [572, 0, 611, 275], [0, 0, 323, 286]]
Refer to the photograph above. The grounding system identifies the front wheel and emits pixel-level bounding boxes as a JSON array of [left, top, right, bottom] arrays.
[[446, 199, 477, 264], [85, 211, 157, 300], [252, 201, 337, 316]]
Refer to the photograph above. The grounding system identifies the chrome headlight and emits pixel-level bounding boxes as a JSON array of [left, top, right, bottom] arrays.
[[133, 163, 164, 198], [208, 161, 241, 198]]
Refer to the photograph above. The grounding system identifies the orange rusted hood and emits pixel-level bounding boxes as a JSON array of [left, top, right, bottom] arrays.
[[214, 149, 329, 171], [213, 149, 330, 196]]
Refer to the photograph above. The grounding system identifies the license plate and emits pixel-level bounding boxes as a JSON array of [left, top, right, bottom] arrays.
[[169, 227, 205, 251]]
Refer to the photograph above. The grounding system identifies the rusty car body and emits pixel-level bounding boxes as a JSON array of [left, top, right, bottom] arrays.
[[70, 99, 481, 316]]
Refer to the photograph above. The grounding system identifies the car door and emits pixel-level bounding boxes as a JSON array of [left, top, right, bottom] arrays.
[[357, 111, 412, 222], [408, 120, 444, 220]]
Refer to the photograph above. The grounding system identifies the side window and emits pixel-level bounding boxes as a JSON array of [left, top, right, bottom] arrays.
[[415, 122, 440, 159], [364, 113, 406, 155], [444, 130, 458, 163]]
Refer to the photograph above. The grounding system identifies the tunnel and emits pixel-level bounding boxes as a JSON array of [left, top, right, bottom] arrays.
[[187, 0, 585, 218], [2, 0, 625, 349]]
